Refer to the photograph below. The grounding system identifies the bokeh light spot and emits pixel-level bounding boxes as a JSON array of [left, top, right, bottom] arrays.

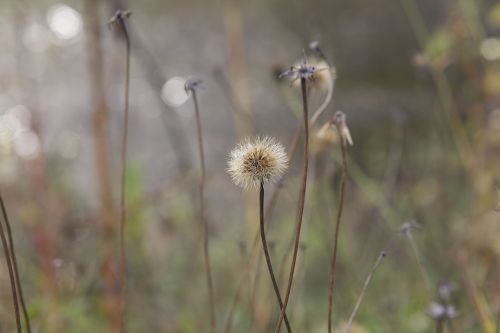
[[47, 4, 82, 41], [161, 77, 190, 107]]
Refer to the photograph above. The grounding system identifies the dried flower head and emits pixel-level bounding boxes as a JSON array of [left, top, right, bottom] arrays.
[[280, 50, 330, 86], [184, 78, 204, 94], [108, 9, 132, 29], [314, 121, 339, 153], [289, 58, 335, 92], [333, 111, 354, 146], [227, 137, 288, 190]]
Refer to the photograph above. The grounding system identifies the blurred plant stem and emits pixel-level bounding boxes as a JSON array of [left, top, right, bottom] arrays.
[[1, 195, 31, 332], [189, 87, 216, 333], [327, 121, 348, 333], [0, 195, 22, 333], [402, 223, 432, 293], [276, 77, 309, 333], [110, 10, 132, 333], [110, 0, 193, 178], [344, 252, 386, 333], [457, 251, 495, 333], [495, 310, 499, 333], [10, 1, 59, 329], [400, 0, 474, 173], [84, 1, 120, 332], [249, 246, 263, 333], [221, 0, 258, 265], [436, 320, 443, 333]]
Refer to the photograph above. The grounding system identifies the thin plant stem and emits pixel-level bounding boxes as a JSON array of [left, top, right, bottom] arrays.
[[404, 228, 432, 293], [259, 182, 293, 333], [457, 252, 495, 333], [0, 194, 31, 332], [113, 11, 131, 333], [327, 131, 348, 333], [495, 310, 499, 333], [249, 247, 262, 333], [275, 77, 309, 333], [447, 318, 457, 333], [343, 252, 386, 333], [436, 319, 443, 333], [224, 59, 333, 330], [400, 0, 473, 171], [0, 196, 21, 333], [191, 88, 216, 332]]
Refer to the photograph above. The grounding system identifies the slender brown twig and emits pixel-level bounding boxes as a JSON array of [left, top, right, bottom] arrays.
[[259, 182, 292, 333], [275, 76, 309, 333], [0, 195, 21, 333], [110, 9, 131, 332], [187, 82, 216, 332], [1, 194, 30, 332], [327, 119, 348, 333], [343, 251, 386, 333]]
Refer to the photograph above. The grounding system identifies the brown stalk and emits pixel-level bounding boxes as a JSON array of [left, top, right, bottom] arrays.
[[275, 77, 310, 333], [0, 195, 21, 333], [259, 182, 293, 333], [190, 87, 216, 332], [111, 10, 131, 332], [1, 195, 31, 332], [327, 126, 348, 333], [84, 1, 120, 331]]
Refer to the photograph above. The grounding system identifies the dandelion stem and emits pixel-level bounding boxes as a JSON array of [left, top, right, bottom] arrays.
[[343, 252, 386, 333], [0, 195, 21, 333], [327, 128, 348, 333], [275, 77, 309, 333], [1, 194, 30, 332], [259, 182, 292, 333], [114, 11, 131, 333], [191, 88, 216, 333]]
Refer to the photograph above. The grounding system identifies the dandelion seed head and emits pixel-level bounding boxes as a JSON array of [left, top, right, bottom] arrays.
[[227, 137, 288, 190]]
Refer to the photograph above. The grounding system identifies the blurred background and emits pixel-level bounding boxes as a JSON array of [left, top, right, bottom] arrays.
[[0, 0, 499, 332]]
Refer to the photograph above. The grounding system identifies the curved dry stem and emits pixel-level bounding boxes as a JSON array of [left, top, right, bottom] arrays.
[[114, 13, 131, 333], [327, 136, 347, 333], [310, 73, 334, 125], [275, 77, 309, 333], [1, 195, 31, 332], [191, 89, 216, 332], [259, 182, 292, 333]]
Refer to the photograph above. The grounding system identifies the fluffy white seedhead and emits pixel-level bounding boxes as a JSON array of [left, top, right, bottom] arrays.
[[227, 137, 288, 190]]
